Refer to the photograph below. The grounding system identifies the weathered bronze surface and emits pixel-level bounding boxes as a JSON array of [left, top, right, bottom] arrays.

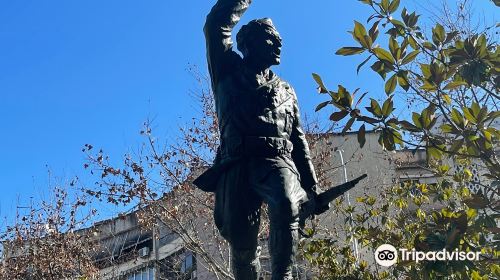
[[194, 1, 320, 279]]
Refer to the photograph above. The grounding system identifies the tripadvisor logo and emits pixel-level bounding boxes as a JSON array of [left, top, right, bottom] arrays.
[[374, 244, 398, 267], [374, 244, 481, 267]]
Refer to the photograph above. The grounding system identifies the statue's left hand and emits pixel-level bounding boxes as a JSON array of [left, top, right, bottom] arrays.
[[308, 185, 330, 215]]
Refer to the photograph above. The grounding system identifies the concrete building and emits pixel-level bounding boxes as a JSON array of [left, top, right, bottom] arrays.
[[83, 209, 196, 280], [83, 130, 440, 279], [307, 131, 437, 266], [6, 129, 489, 279]]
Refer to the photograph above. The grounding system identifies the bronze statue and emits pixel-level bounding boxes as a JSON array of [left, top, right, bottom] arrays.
[[194, 0, 339, 279]]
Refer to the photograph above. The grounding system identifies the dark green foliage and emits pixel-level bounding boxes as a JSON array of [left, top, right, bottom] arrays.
[[308, 0, 499, 279]]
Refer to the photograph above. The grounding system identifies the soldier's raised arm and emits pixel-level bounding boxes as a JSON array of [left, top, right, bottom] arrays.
[[204, 0, 251, 88]]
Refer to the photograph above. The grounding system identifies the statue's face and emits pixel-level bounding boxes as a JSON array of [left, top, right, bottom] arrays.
[[246, 29, 282, 68]]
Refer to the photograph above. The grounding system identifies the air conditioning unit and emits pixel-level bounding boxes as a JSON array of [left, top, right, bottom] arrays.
[[138, 247, 150, 258]]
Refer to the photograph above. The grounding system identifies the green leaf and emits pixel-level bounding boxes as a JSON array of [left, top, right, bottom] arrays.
[[421, 105, 436, 129], [370, 60, 388, 79], [451, 108, 464, 127], [444, 31, 459, 44], [449, 139, 464, 153], [370, 99, 383, 117], [408, 12, 420, 28], [442, 94, 452, 105], [401, 7, 408, 19], [412, 112, 422, 128], [336, 85, 353, 108], [471, 102, 481, 116], [381, 128, 396, 151], [420, 82, 437, 92], [358, 124, 367, 148], [359, 115, 379, 124], [380, 0, 390, 13], [462, 107, 477, 123], [427, 147, 443, 159], [422, 41, 436, 51], [373, 48, 395, 64], [440, 124, 453, 133], [312, 73, 328, 93], [400, 120, 420, 132], [420, 63, 431, 78], [357, 55, 372, 74], [443, 81, 467, 90], [360, 35, 373, 49], [408, 36, 418, 49], [486, 111, 500, 122], [390, 19, 405, 29], [355, 91, 368, 107], [353, 21, 368, 43], [482, 129, 492, 142], [315, 101, 330, 112], [385, 74, 398, 95], [432, 23, 445, 44], [401, 50, 420, 64], [430, 62, 446, 84], [367, 13, 382, 23], [388, 0, 400, 13], [463, 195, 489, 209], [397, 72, 410, 91], [336, 47, 365, 56], [389, 37, 399, 59], [342, 117, 356, 134], [477, 106, 488, 123], [486, 127, 500, 139], [330, 110, 349, 121], [382, 98, 394, 116], [369, 21, 380, 42]]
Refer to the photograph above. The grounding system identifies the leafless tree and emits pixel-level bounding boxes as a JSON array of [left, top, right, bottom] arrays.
[[0, 185, 99, 280], [83, 69, 337, 279]]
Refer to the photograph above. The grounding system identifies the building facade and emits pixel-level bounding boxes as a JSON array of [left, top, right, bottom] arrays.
[[6, 130, 490, 279], [87, 210, 196, 280]]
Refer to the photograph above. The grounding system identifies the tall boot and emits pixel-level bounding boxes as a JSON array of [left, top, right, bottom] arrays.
[[231, 248, 261, 280], [269, 226, 298, 280]]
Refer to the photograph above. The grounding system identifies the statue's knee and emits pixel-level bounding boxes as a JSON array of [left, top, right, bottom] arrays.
[[269, 199, 300, 227], [232, 248, 259, 265], [231, 247, 261, 280]]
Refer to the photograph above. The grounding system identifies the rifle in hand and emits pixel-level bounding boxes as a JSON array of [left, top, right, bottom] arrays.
[[299, 174, 367, 238]]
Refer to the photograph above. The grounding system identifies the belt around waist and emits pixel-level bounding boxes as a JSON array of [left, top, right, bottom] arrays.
[[222, 136, 293, 158]]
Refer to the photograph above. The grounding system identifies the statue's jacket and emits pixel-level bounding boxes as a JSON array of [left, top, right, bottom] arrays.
[[194, 0, 317, 200]]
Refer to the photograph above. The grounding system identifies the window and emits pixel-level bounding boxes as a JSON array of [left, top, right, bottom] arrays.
[[126, 266, 155, 280], [180, 253, 194, 273]]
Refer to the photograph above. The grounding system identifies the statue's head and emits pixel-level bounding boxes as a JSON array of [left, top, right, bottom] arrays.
[[237, 18, 282, 68]]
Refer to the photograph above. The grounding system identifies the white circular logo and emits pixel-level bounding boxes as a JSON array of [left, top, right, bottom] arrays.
[[375, 244, 398, 267]]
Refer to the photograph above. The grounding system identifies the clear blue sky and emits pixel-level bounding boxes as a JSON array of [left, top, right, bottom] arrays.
[[0, 0, 496, 221]]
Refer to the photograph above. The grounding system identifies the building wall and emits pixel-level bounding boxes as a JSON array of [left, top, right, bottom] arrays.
[[82, 131, 440, 279], [87, 209, 193, 280], [193, 131, 429, 279], [310, 132, 397, 267]]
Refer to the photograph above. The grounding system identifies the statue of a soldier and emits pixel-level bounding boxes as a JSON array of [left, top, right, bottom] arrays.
[[194, 0, 321, 279]]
